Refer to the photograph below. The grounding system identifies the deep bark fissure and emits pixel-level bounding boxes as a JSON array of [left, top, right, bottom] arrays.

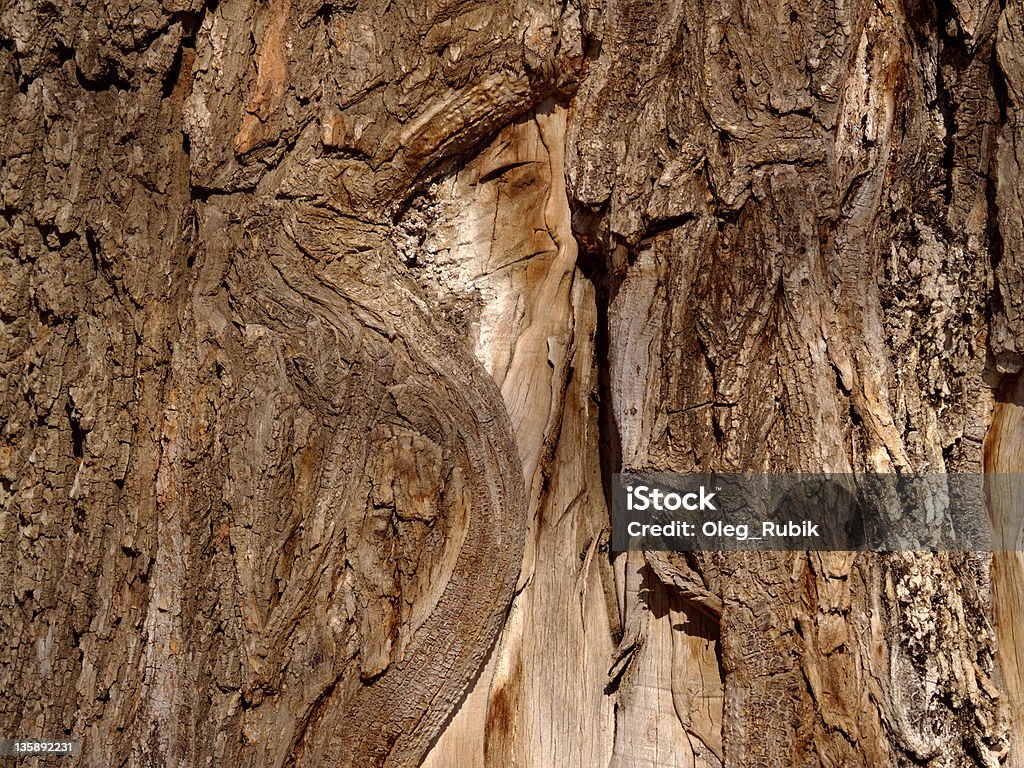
[[571, 211, 623, 533], [2, 0, 1022, 764]]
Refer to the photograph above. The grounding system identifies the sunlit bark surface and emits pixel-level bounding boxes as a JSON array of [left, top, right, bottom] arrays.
[[1, 0, 1023, 766]]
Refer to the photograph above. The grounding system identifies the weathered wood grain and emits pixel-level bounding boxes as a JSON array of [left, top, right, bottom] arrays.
[[2, 0, 1023, 765]]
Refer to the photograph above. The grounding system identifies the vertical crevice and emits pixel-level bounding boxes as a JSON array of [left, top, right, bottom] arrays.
[[568, 195, 728, 766], [65, 397, 86, 460], [570, 203, 623, 526]]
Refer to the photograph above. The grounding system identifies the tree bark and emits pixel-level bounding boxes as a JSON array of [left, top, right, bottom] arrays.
[[0, 0, 1021, 766]]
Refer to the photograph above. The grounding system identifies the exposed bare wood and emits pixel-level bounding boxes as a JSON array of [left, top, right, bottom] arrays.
[[2, 0, 1023, 765]]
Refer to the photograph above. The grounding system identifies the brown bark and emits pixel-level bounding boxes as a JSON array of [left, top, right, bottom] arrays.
[[0, 0, 1021, 766]]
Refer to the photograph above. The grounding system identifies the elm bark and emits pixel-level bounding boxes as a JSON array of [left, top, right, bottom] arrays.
[[0, 0, 1021, 766]]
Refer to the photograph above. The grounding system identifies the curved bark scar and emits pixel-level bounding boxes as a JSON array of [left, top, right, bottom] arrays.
[[290, 273, 527, 768]]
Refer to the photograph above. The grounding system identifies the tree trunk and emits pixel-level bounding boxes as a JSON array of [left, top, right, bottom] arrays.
[[1, 0, 1021, 766]]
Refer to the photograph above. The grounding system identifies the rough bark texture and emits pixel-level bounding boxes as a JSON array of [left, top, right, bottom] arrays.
[[1, 0, 1022, 767]]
